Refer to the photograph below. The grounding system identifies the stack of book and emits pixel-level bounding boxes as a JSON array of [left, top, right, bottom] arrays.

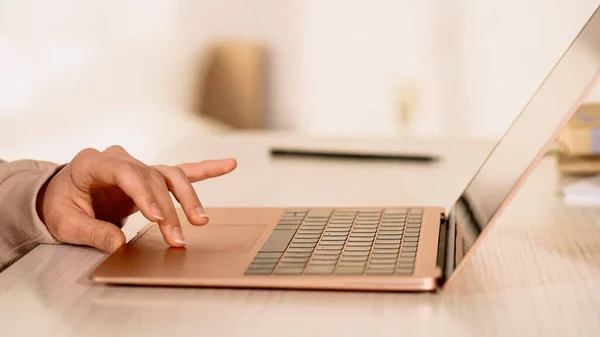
[[556, 103, 600, 175]]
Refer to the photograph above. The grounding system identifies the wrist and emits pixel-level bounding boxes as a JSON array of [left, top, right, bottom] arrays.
[[35, 165, 65, 225], [36, 178, 49, 224]]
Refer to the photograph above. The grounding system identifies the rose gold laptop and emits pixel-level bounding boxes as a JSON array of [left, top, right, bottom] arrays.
[[90, 6, 600, 292]]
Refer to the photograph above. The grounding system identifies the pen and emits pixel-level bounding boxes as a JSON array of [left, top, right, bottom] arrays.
[[270, 148, 439, 162]]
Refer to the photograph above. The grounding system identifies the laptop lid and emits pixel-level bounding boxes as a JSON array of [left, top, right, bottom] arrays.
[[443, 5, 600, 280]]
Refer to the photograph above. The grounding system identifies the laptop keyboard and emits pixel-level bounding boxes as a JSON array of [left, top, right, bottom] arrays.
[[244, 208, 422, 276]]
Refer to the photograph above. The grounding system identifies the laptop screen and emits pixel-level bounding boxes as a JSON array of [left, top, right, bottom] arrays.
[[449, 6, 600, 269]]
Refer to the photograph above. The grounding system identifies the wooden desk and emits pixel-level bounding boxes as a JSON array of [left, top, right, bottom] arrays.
[[1, 133, 600, 337]]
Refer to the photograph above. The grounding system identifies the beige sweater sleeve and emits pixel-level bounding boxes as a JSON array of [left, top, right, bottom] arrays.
[[0, 159, 63, 271]]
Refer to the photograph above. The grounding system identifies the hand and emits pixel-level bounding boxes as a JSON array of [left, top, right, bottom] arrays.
[[37, 145, 237, 253]]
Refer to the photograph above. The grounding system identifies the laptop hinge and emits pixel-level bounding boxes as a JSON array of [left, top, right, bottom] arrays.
[[436, 213, 448, 285], [436, 210, 456, 286]]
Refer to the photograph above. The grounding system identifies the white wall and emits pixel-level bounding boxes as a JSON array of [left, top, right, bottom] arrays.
[[1, 0, 600, 155], [295, 0, 443, 136], [0, 0, 300, 161], [451, 0, 600, 138], [294, 0, 600, 138]]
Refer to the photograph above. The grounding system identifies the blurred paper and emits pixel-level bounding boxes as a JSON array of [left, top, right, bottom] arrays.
[[563, 174, 600, 205]]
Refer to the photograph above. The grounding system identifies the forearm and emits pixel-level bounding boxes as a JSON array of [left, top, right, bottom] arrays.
[[0, 159, 63, 271]]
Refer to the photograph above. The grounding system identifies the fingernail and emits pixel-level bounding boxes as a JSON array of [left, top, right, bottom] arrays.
[[107, 236, 118, 253], [150, 203, 164, 221], [172, 227, 186, 245], [196, 206, 208, 219]]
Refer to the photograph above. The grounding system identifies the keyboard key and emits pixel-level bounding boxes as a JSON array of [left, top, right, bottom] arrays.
[[352, 228, 377, 233], [297, 230, 323, 235], [311, 259, 340, 265], [327, 224, 352, 228], [292, 238, 319, 244], [316, 245, 344, 250], [355, 219, 379, 224], [349, 233, 375, 238], [342, 250, 370, 256], [302, 224, 326, 228], [346, 241, 372, 247], [275, 224, 301, 230], [341, 255, 368, 261], [376, 235, 402, 240], [378, 230, 403, 235], [314, 250, 342, 255], [323, 231, 348, 237], [321, 234, 347, 240], [374, 244, 400, 250], [256, 252, 282, 259], [325, 228, 351, 232], [336, 268, 365, 275], [287, 247, 314, 253], [245, 268, 274, 275], [284, 252, 312, 258], [309, 259, 338, 265], [379, 224, 404, 229], [381, 217, 405, 221], [345, 246, 371, 251], [278, 218, 303, 224], [318, 241, 346, 246], [372, 248, 399, 254], [295, 234, 321, 239], [371, 253, 398, 259], [281, 256, 310, 263], [375, 240, 401, 245], [260, 229, 297, 252], [274, 267, 305, 275], [305, 266, 335, 274], [347, 237, 373, 242], [289, 243, 316, 249], [367, 269, 394, 275], [252, 258, 279, 264], [399, 255, 415, 262]]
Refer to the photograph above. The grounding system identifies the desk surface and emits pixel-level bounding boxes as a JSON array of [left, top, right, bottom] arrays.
[[2, 133, 600, 337]]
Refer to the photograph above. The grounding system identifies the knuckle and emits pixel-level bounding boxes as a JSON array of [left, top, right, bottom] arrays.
[[113, 161, 144, 184], [116, 160, 138, 176], [88, 226, 103, 245], [156, 165, 186, 180], [104, 145, 126, 154], [74, 148, 99, 162], [147, 169, 166, 185], [71, 148, 100, 180], [170, 166, 186, 178]]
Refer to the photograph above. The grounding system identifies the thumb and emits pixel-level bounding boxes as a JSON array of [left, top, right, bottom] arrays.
[[60, 212, 127, 253]]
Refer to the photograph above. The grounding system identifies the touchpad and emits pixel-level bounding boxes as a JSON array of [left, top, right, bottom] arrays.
[[141, 224, 265, 253], [183, 225, 265, 253]]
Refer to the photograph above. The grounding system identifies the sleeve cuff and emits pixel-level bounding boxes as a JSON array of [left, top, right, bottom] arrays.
[[29, 163, 66, 245], [0, 160, 64, 270]]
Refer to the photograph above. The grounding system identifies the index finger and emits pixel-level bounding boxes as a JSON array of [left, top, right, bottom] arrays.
[[177, 158, 237, 182]]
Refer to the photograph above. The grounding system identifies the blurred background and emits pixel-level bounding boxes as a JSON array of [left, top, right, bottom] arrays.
[[1, 0, 600, 164]]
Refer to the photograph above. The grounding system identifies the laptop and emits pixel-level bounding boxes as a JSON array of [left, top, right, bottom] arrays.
[[89, 5, 600, 292]]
